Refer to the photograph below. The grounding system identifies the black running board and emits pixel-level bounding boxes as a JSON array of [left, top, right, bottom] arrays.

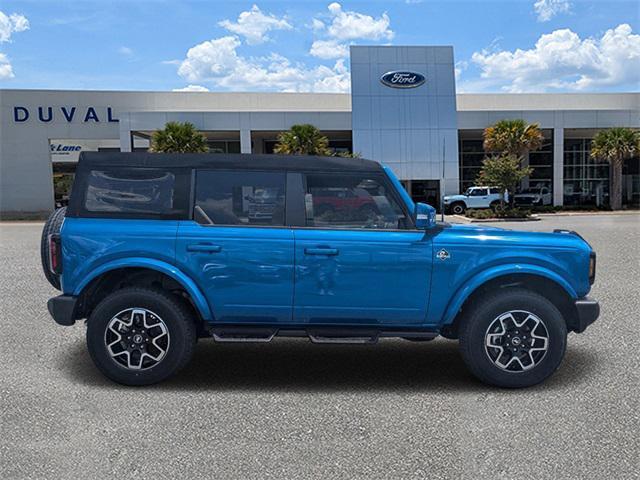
[[209, 326, 438, 344]]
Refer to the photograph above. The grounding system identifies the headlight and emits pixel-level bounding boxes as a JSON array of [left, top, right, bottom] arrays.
[[589, 252, 596, 284]]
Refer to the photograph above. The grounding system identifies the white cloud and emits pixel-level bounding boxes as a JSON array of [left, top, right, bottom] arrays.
[[533, 0, 571, 22], [471, 24, 640, 92], [219, 4, 291, 45], [310, 39, 349, 60], [307, 3, 394, 60], [454, 60, 468, 81], [0, 11, 29, 43], [178, 36, 243, 82], [0, 52, 14, 79], [311, 18, 325, 32], [177, 35, 350, 92], [118, 46, 133, 56], [173, 84, 210, 92], [324, 3, 393, 41]]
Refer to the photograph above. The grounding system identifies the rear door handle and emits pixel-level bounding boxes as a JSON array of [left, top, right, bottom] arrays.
[[304, 248, 339, 256], [187, 243, 222, 253]]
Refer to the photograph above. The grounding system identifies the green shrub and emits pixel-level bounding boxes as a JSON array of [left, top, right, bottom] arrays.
[[465, 209, 497, 219], [466, 207, 531, 219]]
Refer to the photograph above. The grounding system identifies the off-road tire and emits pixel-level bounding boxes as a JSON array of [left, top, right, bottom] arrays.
[[458, 288, 567, 388], [451, 202, 466, 215], [87, 287, 197, 386], [40, 207, 66, 290]]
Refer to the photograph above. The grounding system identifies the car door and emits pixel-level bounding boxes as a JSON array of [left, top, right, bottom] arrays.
[[292, 172, 432, 326], [468, 188, 489, 208], [175, 169, 294, 323], [465, 188, 479, 208]]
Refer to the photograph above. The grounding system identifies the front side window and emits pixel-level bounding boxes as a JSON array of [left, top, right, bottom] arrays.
[[304, 174, 408, 230], [85, 169, 175, 214], [195, 170, 286, 226], [468, 188, 487, 196]]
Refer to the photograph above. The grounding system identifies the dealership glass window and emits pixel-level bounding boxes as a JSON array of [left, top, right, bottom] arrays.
[[304, 174, 408, 230], [527, 135, 553, 190], [410, 180, 440, 209], [458, 139, 486, 192], [563, 138, 611, 206], [459, 132, 553, 193], [195, 170, 285, 226], [208, 141, 241, 154], [84, 169, 176, 214], [622, 155, 640, 207]]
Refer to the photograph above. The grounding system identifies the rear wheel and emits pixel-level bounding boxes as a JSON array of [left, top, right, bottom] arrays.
[[451, 202, 466, 215], [40, 207, 66, 290], [490, 200, 501, 211], [87, 287, 196, 385], [458, 289, 567, 388]]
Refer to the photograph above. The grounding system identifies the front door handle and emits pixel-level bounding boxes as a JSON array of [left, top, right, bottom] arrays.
[[187, 243, 222, 253], [304, 247, 339, 256]]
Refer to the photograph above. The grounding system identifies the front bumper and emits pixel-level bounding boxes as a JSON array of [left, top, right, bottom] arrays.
[[573, 296, 600, 333], [47, 295, 78, 326]]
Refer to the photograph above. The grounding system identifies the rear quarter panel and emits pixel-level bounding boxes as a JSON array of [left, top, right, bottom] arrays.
[[60, 218, 179, 295]]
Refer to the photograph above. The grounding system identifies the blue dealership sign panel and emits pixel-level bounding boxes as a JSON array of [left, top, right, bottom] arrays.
[[350, 46, 459, 195]]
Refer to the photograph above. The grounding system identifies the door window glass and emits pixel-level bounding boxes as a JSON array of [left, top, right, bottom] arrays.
[[195, 170, 286, 226], [468, 188, 486, 196], [304, 174, 408, 229]]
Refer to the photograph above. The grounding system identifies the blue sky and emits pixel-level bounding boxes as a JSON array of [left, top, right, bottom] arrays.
[[0, 0, 638, 93]]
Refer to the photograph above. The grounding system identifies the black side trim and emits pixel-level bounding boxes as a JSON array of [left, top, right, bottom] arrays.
[[573, 296, 600, 333], [47, 295, 78, 326]]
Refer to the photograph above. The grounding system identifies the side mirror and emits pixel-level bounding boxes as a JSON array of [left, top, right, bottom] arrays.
[[414, 202, 436, 229]]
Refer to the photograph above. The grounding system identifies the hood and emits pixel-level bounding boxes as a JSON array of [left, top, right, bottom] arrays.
[[443, 194, 467, 201], [437, 223, 589, 250]]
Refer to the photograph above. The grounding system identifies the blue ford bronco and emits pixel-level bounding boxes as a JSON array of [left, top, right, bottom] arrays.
[[43, 152, 599, 387]]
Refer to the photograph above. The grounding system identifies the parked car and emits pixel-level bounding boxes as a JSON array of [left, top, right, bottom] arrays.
[[43, 152, 599, 388], [443, 187, 505, 214], [515, 186, 552, 206]]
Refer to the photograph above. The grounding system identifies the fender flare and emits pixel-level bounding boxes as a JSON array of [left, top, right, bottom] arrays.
[[73, 257, 213, 321], [441, 263, 578, 325]]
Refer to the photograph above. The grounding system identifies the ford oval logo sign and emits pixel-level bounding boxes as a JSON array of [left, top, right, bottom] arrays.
[[380, 71, 426, 89]]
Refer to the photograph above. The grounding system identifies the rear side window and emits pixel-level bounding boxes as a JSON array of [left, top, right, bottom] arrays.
[[195, 170, 286, 226], [489, 188, 501, 194], [72, 167, 190, 219]]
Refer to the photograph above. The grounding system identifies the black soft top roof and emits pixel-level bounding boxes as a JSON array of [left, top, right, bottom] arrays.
[[77, 152, 383, 173]]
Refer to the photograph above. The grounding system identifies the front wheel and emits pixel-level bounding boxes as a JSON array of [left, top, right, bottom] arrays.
[[87, 287, 197, 385], [458, 289, 567, 388], [451, 202, 466, 215]]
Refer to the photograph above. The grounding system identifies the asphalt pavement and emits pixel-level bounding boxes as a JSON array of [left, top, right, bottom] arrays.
[[1, 214, 638, 479]]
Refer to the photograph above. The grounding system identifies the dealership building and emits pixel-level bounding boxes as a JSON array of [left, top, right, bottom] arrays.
[[1, 45, 638, 216]]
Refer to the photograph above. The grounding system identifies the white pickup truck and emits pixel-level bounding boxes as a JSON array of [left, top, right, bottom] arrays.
[[443, 187, 505, 214]]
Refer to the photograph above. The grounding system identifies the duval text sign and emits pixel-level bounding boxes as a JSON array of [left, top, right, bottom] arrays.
[[12, 106, 119, 123], [380, 71, 426, 89]]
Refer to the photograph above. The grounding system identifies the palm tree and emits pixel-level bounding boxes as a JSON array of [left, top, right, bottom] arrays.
[[483, 119, 544, 158], [274, 124, 331, 156], [590, 128, 640, 210], [150, 121, 209, 153]]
